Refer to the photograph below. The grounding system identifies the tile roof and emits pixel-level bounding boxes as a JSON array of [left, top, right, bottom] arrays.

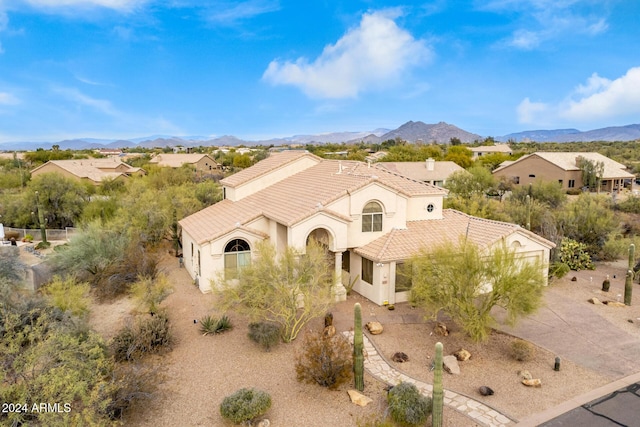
[[180, 157, 447, 244], [494, 152, 634, 178], [31, 160, 127, 183], [149, 153, 217, 168], [355, 209, 554, 262], [470, 144, 513, 154], [221, 150, 318, 187], [375, 161, 464, 182]]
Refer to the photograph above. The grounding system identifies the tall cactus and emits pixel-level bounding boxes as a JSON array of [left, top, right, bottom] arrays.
[[624, 243, 635, 306], [353, 303, 364, 391], [432, 342, 444, 427]]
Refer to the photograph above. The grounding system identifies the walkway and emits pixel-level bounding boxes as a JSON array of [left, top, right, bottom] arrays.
[[343, 331, 516, 427]]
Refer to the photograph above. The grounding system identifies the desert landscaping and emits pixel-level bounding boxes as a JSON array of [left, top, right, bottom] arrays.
[[83, 252, 640, 426]]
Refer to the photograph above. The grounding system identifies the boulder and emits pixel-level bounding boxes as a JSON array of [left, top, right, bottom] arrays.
[[434, 322, 449, 336], [604, 301, 626, 307], [347, 390, 373, 407], [366, 321, 383, 335], [443, 355, 460, 375], [479, 386, 494, 396], [323, 325, 336, 339], [571, 276, 577, 281], [522, 378, 542, 387], [453, 349, 471, 361], [256, 420, 270, 427], [588, 297, 602, 304], [392, 352, 409, 363]]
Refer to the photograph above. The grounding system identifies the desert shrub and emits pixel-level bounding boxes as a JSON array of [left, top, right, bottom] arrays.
[[200, 314, 233, 336], [23, 234, 33, 242], [558, 238, 594, 271], [4, 230, 20, 240], [41, 276, 91, 317], [131, 274, 172, 314], [107, 363, 160, 420], [566, 188, 582, 195], [112, 313, 171, 362], [387, 382, 432, 427], [600, 234, 640, 262], [510, 339, 536, 362], [615, 195, 640, 214], [549, 262, 570, 279], [248, 321, 281, 351], [220, 388, 271, 424], [35, 241, 50, 250], [295, 330, 352, 389]]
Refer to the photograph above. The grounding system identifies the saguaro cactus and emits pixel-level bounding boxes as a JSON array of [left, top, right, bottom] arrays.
[[353, 303, 364, 391], [625, 244, 635, 306], [432, 342, 444, 427]]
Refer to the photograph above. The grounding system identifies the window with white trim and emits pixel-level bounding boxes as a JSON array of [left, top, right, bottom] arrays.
[[224, 239, 251, 278], [362, 201, 383, 232]]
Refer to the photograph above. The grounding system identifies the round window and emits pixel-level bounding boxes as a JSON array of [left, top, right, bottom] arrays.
[[426, 203, 435, 213]]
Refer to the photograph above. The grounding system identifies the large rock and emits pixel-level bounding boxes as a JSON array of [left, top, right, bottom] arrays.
[[519, 370, 532, 380], [256, 420, 270, 427], [347, 390, 373, 407], [366, 321, 383, 335], [479, 386, 494, 396], [434, 322, 449, 336], [443, 355, 460, 375], [604, 301, 626, 307], [392, 352, 409, 363], [522, 378, 542, 387], [588, 297, 602, 305], [453, 349, 471, 361]]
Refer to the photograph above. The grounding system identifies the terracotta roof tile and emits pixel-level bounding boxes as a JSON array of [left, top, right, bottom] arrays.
[[355, 209, 554, 262], [221, 150, 318, 187]]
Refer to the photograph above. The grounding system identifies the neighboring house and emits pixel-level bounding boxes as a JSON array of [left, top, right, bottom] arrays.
[[493, 152, 635, 192], [470, 144, 513, 159], [30, 159, 142, 185], [375, 159, 464, 187], [94, 148, 123, 156], [180, 151, 554, 306], [149, 153, 219, 173]]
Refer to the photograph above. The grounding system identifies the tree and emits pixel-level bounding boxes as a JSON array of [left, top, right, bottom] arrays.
[[576, 156, 605, 192], [510, 180, 567, 209], [28, 173, 90, 228], [410, 239, 546, 342], [216, 239, 335, 342], [444, 165, 496, 199], [444, 146, 473, 168]]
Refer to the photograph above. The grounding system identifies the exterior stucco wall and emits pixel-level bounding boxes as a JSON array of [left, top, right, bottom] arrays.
[[494, 156, 583, 189]]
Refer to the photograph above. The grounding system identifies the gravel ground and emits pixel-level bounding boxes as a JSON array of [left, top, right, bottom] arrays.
[[87, 253, 640, 426]]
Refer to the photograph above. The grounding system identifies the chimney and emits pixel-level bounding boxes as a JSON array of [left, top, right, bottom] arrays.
[[426, 158, 435, 171]]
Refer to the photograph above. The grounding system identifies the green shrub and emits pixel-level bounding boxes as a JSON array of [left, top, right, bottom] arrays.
[[131, 274, 172, 315], [23, 234, 34, 242], [387, 382, 432, 427], [510, 338, 535, 362], [248, 321, 281, 351], [566, 188, 582, 195], [549, 262, 570, 279], [35, 241, 50, 250], [295, 331, 352, 389], [558, 238, 594, 271], [220, 388, 271, 424], [41, 276, 91, 317], [200, 314, 233, 336], [112, 313, 171, 362]]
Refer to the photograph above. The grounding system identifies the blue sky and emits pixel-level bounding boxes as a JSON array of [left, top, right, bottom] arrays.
[[0, 0, 639, 143]]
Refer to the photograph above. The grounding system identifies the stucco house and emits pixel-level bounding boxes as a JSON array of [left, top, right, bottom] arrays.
[[149, 153, 219, 173], [180, 151, 554, 306], [493, 152, 635, 192], [375, 159, 464, 187], [30, 159, 143, 186], [470, 144, 513, 159]]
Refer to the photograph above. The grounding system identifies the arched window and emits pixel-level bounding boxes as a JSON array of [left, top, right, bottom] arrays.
[[362, 201, 383, 232], [224, 238, 251, 277]]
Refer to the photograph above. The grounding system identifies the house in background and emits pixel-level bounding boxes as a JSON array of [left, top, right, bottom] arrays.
[[375, 158, 464, 187], [180, 151, 554, 306], [149, 153, 219, 173], [493, 152, 635, 192], [470, 144, 513, 159], [30, 159, 143, 186]]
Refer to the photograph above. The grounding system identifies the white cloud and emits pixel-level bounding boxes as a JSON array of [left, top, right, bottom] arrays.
[[517, 97, 549, 124], [23, 0, 146, 10], [262, 10, 431, 99], [206, 0, 280, 24], [482, 0, 609, 50], [0, 92, 20, 105], [52, 86, 119, 116], [517, 67, 640, 125], [562, 67, 640, 120]]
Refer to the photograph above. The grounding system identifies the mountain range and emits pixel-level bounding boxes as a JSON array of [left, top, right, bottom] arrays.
[[1, 121, 639, 151]]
